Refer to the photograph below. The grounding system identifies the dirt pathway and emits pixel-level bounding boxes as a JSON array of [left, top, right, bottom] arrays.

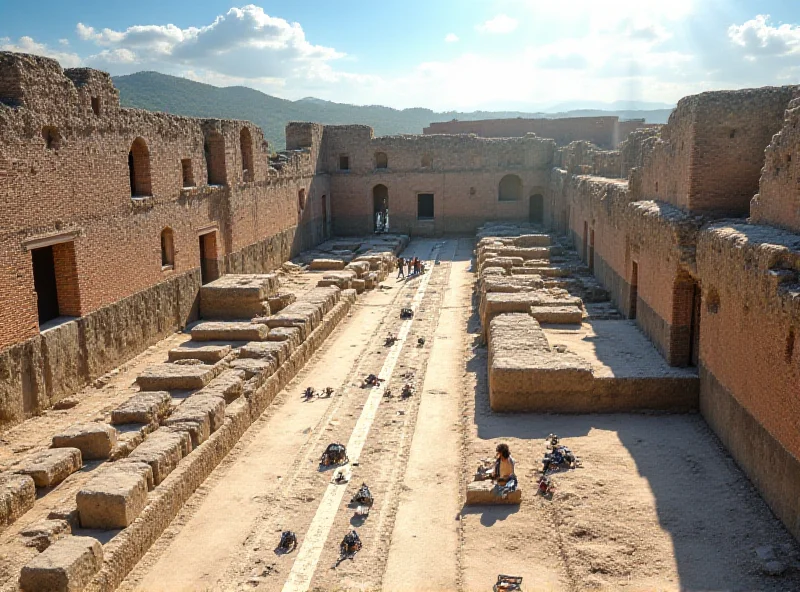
[[382, 238, 472, 591]]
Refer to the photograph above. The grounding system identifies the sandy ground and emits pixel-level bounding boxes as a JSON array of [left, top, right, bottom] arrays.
[[5, 237, 800, 592]]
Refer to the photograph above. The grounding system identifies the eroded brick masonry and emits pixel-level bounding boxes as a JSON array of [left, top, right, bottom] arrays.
[[1, 51, 800, 544]]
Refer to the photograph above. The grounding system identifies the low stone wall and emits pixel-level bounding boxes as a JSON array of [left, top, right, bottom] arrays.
[[84, 294, 354, 592]]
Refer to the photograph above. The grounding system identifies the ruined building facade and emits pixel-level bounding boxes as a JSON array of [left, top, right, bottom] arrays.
[[1, 52, 800, 543]]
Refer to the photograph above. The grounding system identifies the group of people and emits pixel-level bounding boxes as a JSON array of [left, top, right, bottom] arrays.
[[395, 256, 425, 279]]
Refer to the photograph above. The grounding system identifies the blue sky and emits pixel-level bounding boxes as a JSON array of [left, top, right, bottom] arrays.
[[1, 0, 798, 110]]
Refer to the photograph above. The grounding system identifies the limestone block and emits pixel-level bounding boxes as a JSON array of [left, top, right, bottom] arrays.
[[352, 279, 366, 294], [199, 274, 278, 320], [481, 267, 507, 277], [297, 286, 341, 313], [20, 518, 71, 551], [345, 261, 370, 278], [239, 340, 292, 365], [77, 466, 148, 529], [201, 370, 246, 403], [52, 423, 118, 460], [229, 358, 277, 380], [364, 272, 378, 290], [530, 305, 583, 324], [267, 292, 296, 314], [465, 481, 522, 505], [482, 276, 544, 295], [481, 257, 524, 272], [309, 258, 346, 271], [317, 271, 355, 290], [265, 312, 312, 341], [0, 473, 36, 526], [17, 448, 82, 488], [513, 234, 551, 248], [190, 321, 269, 342], [127, 428, 188, 485], [136, 363, 218, 391], [182, 394, 227, 432], [161, 416, 209, 448], [167, 343, 231, 363], [111, 391, 172, 425], [113, 459, 155, 491], [286, 302, 325, 329], [341, 289, 358, 304], [109, 428, 148, 461], [266, 326, 303, 348], [19, 536, 103, 592]]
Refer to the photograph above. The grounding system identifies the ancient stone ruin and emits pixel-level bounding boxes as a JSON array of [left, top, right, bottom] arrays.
[[1, 50, 799, 590]]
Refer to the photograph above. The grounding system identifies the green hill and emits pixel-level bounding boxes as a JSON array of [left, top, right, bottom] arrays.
[[112, 71, 672, 149]]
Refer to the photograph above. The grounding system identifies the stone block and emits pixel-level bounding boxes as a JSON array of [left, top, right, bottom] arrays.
[[345, 261, 370, 277], [199, 274, 278, 320], [113, 459, 155, 491], [127, 428, 188, 485], [352, 279, 366, 294], [239, 340, 292, 366], [341, 289, 358, 304], [529, 305, 584, 324], [297, 286, 341, 314], [265, 313, 312, 341], [481, 257, 524, 272], [17, 448, 82, 488], [190, 321, 269, 342], [267, 292, 296, 314], [20, 518, 71, 551], [318, 271, 355, 290], [309, 258, 346, 271], [465, 480, 522, 505], [19, 536, 103, 592], [77, 466, 148, 529], [201, 370, 246, 403], [109, 427, 148, 461], [167, 343, 231, 363], [111, 391, 172, 425], [52, 423, 118, 460], [364, 272, 378, 290], [266, 326, 303, 348], [161, 416, 209, 448], [229, 358, 277, 380], [0, 473, 36, 526], [136, 363, 218, 391], [513, 234, 551, 248]]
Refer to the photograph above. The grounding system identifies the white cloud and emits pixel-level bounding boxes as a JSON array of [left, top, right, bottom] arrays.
[[728, 15, 800, 57], [77, 5, 344, 81], [445, 33, 459, 43], [477, 14, 518, 34], [0, 36, 82, 67]]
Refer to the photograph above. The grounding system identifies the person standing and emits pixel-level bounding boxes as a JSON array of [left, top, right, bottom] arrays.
[[407, 258, 413, 276], [396, 257, 405, 279]]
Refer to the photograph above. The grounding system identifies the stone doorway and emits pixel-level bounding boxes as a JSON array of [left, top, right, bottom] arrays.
[[529, 194, 544, 224], [373, 184, 389, 232], [199, 231, 220, 285]]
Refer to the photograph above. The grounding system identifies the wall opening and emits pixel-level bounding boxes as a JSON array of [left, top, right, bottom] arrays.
[[529, 194, 544, 224], [421, 154, 433, 168], [161, 228, 175, 269], [31, 241, 80, 326], [199, 232, 219, 285], [298, 188, 307, 212], [672, 273, 701, 366], [240, 127, 254, 182], [498, 174, 523, 201], [417, 193, 434, 220], [373, 184, 389, 232], [181, 159, 195, 187], [42, 126, 61, 151], [128, 137, 152, 197], [785, 327, 795, 363], [629, 261, 639, 320], [589, 228, 595, 272], [339, 154, 350, 171], [91, 96, 101, 116], [375, 152, 388, 169], [204, 132, 227, 186]]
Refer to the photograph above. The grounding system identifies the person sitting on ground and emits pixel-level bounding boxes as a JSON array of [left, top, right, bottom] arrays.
[[396, 257, 405, 279], [492, 443, 518, 498]]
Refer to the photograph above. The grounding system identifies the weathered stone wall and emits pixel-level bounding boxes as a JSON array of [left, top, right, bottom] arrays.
[[325, 126, 554, 235], [750, 97, 800, 233]]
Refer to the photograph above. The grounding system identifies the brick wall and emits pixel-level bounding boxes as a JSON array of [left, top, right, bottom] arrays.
[[750, 97, 800, 233]]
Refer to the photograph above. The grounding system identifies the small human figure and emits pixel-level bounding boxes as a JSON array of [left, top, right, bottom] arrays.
[[414, 258, 421, 275], [375, 212, 382, 233], [407, 258, 413, 276], [384, 208, 390, 232], [493, 443, 517, 498], [396, 257, 405, 279]]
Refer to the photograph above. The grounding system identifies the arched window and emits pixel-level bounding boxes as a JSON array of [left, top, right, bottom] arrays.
[[240, 128, 254, 182], [160, 228, 175, 268], [204, 131, 227, 186], [421, 154, 433, 168], [375, 152, 388, 169], [498, 174, 522, 201], [129, 137, 152, 197]]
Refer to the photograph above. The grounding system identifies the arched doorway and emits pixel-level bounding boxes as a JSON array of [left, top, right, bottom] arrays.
[[373, 184, 389, 232], [529, 194, 544, 224], [498, 174, 523, 201]]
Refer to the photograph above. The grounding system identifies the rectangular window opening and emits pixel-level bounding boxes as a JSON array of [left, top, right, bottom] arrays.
[[339, 155, 350, 171], [181, 159, 195, 187], [91, 96, 101, 116], [417, 193, 435, 220], [31, 241, 80, 327]]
